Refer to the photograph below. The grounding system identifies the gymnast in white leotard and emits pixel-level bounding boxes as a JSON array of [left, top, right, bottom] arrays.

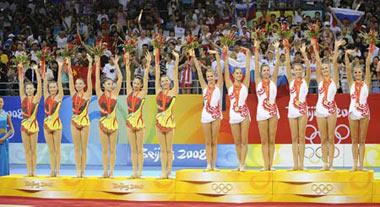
[[285, 43, 311, 171], [224, 46, 251, 171], [192, 49, 223, 171], [344, 46, 372, 171], [312, 39, 345, 170], [254, 40, 280, 171]]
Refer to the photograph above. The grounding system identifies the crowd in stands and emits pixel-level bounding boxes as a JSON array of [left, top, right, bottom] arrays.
[[0, 0, 379, 96]]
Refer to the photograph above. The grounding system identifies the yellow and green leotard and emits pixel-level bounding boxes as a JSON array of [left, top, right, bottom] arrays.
[[126, 92, 145, 131], [21, 96, 39, 134], [72, 93, 90, 129], [44, 95, 62, 131], [156, 91, 176, 132], [98, 94, 118, 133]]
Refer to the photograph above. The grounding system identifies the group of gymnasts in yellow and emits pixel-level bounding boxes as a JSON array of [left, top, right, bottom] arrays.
[[18, 40, 372, 179], [18, 49, 179, 179]]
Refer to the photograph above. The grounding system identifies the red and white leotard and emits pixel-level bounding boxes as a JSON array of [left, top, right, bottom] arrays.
[[315, 79, 337, 118], [201, 86, 222, 123], [256, 80, 279, 121], [228, 84, 250, 124], [288, 78, 308, 118], [349, 81, 369, 120]]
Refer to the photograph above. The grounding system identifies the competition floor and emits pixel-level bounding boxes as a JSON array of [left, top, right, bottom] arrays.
[[1, 165, 380, 206]]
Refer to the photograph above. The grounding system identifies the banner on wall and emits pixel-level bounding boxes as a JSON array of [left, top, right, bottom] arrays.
[[5, 94, 380, 167], [4, 94, 380, 144]]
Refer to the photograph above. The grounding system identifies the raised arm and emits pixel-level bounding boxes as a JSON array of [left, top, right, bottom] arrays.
[[365, 48, 372, 88], [124, 52, 132, 95], [301, 44, 311, 84], [18, 64, 25, 99], [154, 49, 161, 94], [57, 59, 64, 100], [223, 46, 232, 89], [242, 47, 251, 87], [142, 52, 151, 95], [113, 55, 122, 95], [344, 50, 353, 87], [34, 65, 42, 101], [254, 40, 261, 86], [213, 50, 223, 89], [312, 39, 322, 83], [192, 49, 207, 90], [67, 58, 76, 96], [272, 41, 281, 84], [333, 40, 345, 88], [285, 46, 293, 83], [86, 54, 93, 98], [172, 51, 180, 95], [94, 55, 103, 96], [43, 63, 50, 100]]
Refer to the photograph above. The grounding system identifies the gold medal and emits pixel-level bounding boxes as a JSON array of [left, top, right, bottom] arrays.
[[295, 100, 300, 106], [234, 106, 239, 111]]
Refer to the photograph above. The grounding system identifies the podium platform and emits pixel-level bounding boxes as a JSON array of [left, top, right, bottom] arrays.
[[0, 175, 175, 201], [0, 170, 377, 203], [175, 169, 272, 202]]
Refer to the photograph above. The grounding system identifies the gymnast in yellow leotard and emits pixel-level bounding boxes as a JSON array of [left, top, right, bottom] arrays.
[[95, 55, 123, 178], [124, 52, 151, 178], [154, 49, 179, 179], [67, 55, 93, 177], [43, 58, 64, 177], [19, 64, 42, 177]]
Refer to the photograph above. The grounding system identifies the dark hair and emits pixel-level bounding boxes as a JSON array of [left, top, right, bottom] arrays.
[[133, 76, 143, 84], [101, 77, 114, 85], [25, 81, 34, 87]]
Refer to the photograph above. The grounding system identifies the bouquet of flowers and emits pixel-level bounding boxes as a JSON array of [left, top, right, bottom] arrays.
[[277, 23, 293, 40], [359, 30, 379, 53], [183, 35, 200, 51], [151, 33, 165, 62], [85, 40, 106, 57], [122, 37, 138, 53], [12, 53, 30, 67], [251, 28, 266, 42], [305, 23, 320, 50], [36, 47, 54, 77], [305, 23, 320, 41], [221, 32, 237, 48], [151, 33, 165, 50], [58, 43, 78, 58]]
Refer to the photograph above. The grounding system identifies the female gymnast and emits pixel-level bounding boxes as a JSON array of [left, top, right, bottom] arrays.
[[254, 40, 280, 171], [125, 51, 151, 178], [95, 55, 123, 178], [192, 49, 223, 171], [154, 49, 179, 178], [43, 59, 64, 177], [68, 55, 93, 177], [19, 64, 41, 176], [224, 46, 251, 171], [345, 45, 372, 171]]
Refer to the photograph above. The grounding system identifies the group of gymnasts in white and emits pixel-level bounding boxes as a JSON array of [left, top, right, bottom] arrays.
[[17, 38, 371, 179]]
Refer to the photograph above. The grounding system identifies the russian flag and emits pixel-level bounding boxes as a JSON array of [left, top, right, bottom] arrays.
[[235, 1, 256, 20], [330, 7, 364, 25]]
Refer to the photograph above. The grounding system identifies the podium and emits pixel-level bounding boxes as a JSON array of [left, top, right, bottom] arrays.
[[175, 169, 272, 202], [272, 170, 373, 203], [0, 175, 175, 201], [0, 170, 377, 203]]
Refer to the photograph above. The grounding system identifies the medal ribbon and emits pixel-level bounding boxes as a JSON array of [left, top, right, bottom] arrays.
[[354, 81, 363, 105], [233, 84, 242, 110]]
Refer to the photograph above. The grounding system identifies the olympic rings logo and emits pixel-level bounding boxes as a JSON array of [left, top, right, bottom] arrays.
[[305, 124, 350, 144], [211, 183, 233, 194], [311, 183, 334, 195]]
